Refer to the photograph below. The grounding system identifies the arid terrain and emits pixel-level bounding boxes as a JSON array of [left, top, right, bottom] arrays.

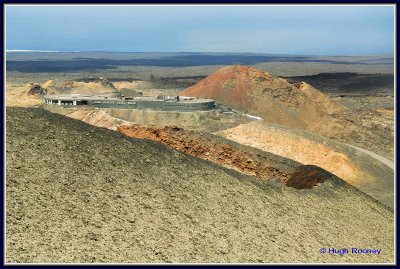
[[181, 65, 394, 160], [217, 121, 394, 207], [6, 107, 394, 263], [5, 52, 395, 263], [40, 103, 392, 207]]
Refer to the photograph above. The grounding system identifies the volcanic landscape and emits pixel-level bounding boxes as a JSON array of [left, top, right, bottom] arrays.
[[5, 52, 395, 263]]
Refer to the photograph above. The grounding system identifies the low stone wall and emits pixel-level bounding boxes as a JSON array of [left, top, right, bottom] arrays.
[[43, 104, 95, 115], [43, 105, 250, 132], [104, 108, 214, 129]]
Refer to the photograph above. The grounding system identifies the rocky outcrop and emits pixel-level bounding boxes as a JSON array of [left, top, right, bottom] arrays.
[[27, 83, 47, 95], [117, 125, 302, 183], [286, 165, 335, 189], [97, 76, 115, 89]]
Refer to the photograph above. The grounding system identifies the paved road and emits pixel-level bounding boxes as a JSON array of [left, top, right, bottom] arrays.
[[345, 143, 394, 170]]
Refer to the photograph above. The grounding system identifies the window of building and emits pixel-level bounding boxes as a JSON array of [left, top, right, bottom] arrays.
[[77, 100, 88, 105]]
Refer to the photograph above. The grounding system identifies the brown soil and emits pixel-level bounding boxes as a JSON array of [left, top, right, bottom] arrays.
[[286, 165, 331, 189], [54, 109, 393, 207], [6, 84, 45, 107], [180, 65, 342, 129], [180, 65, 394, 160], [5, 78, 115, 107], [62, 109, 355, 192], [218, 121, 394, 207], [66, 110, 127, 131], [218, 122, 371, 186], [6, 107, 394, 263], [117, 125, 299, 183]]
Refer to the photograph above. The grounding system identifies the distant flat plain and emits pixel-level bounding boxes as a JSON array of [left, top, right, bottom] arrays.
[[6, 52, 394, 92]]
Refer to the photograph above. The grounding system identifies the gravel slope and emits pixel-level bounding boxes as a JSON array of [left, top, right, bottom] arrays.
[[217, 121, 394, 208], [6, 108, 394, 263]]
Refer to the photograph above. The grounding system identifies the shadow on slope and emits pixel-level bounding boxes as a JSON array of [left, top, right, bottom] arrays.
[[6, 108, 393, 263]]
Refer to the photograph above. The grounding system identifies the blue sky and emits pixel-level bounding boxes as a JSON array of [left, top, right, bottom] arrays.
[[6, 5, 395, 56]]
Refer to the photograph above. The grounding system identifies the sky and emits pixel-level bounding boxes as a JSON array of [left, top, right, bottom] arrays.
[[5, 5, 395, 56]]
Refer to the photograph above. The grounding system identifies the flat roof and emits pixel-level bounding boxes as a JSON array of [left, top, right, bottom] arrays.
[[44, 94, 115, 100], [43, 94, 214, 103]]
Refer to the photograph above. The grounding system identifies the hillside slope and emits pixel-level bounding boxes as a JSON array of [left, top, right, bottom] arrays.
[[42, 106, 394, 207], [180, 65, 393, 159], [6, 108, 394, 263], [181, 65, 342, 129], [218, 121, 394, 207]]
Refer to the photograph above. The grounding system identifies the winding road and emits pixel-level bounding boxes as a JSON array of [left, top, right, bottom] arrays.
[[345, 143, 394, 170]]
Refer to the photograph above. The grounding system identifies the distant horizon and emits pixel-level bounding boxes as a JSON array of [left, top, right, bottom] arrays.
[[6, 5, 394, 56], [5, 50, 395, 58]]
